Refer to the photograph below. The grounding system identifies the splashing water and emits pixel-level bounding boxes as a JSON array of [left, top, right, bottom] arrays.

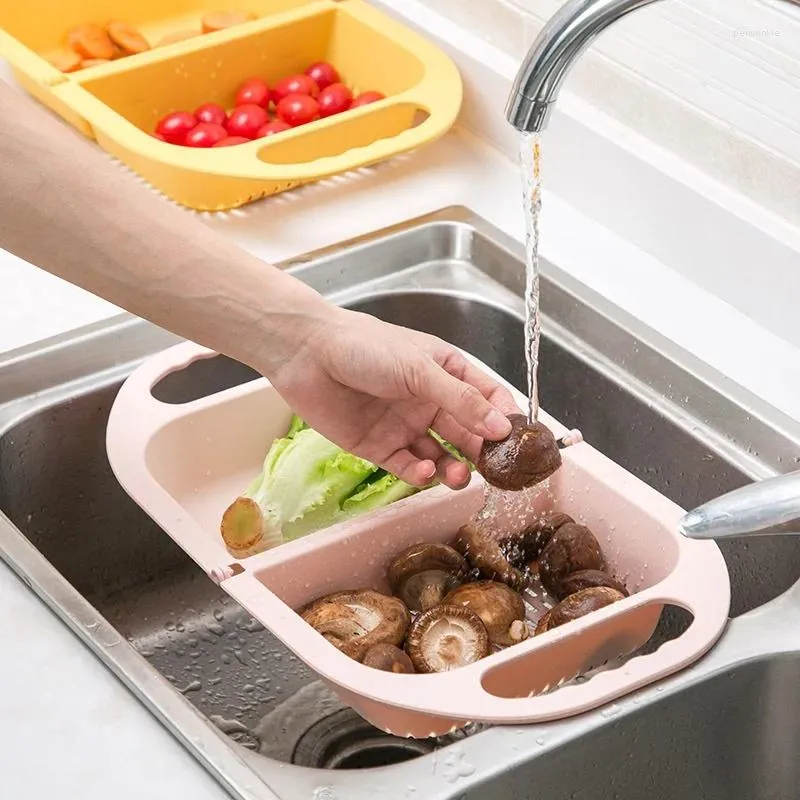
[[519, 132, 543, 423], [472, 484, 503, 526]]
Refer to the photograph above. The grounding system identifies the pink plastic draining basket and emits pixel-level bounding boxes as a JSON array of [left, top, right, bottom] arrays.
[[106, 341, 731, 737]]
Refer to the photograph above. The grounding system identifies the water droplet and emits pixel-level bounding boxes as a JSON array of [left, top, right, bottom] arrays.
[[442, 748, 476, 782]]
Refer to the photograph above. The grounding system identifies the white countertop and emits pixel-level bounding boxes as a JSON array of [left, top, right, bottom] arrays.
[[2, 21, 800, 800]]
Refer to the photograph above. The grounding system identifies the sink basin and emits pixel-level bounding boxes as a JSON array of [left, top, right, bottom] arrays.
[[1, 207, 799, 799], [462, 652, 800, 800]]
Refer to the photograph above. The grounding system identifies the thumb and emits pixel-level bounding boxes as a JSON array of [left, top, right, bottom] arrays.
[[412, 357, 513, 440]]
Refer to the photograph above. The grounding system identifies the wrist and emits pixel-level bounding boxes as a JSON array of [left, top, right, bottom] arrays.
[[240, 269, 340, 380]]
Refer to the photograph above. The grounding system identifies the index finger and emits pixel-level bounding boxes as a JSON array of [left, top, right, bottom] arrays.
[[440, 352, 520, 417]]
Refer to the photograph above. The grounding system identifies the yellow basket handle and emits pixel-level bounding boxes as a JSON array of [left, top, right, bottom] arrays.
[[254, 101, 450, 181]]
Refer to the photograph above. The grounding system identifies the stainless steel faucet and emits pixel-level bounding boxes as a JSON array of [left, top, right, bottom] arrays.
[[505, 0, 800, 133], [506, 0, 800, 540], [679, 471, 800, 540]]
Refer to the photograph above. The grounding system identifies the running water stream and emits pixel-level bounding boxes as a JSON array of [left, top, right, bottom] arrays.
[[519, 132, 543, 423], [472, 133, 544, 526]]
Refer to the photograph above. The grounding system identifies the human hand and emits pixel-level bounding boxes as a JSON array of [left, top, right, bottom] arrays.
[[266, 305, 520, 489]]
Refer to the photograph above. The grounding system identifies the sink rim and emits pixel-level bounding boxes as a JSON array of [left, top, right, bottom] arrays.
[[2, 205, 800, 800], [2, 205, 797, 475]]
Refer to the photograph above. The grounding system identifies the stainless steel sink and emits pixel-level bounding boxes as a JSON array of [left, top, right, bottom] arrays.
[[466, 648, 800, 800], [1, 207, 799, 800]]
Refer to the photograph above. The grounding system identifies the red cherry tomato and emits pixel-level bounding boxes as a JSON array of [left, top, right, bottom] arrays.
[[304, 61, 339, 91], [256, 120, 292, 137], [235, 78, 270, 109], [212, 136, 252, 147], [184, 122, 228, 148], [194, 103, 227, 126], [276, 93, 320, 127], [226, 104, 269, 138], [317, 82, 352, 117], [350, 90, 385, 109], [155, 111, 196, 145], [272, 73, 319, 104]]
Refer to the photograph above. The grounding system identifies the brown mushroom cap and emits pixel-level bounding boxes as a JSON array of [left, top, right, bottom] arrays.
[[477, 414, 562, 491], [443, 581, 530, 647], [300, 589, 411, 662], [362, 643, 415, 674], [553, 569, 628, 601], [538, 523, 604, 596], [453, 523, 529, 591], [386, 543, 468, 612], [499, 511, 575, 567], [405, 605, 490, 673], [539, 587, 625, 632]]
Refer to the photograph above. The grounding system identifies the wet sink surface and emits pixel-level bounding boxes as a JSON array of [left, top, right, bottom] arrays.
[[465, 653, 800, 800], [1, 207, 799, 799]]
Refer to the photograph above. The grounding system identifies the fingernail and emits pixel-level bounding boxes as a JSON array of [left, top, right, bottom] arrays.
[[455, 472, 472, 489], [483, 409, 512, 438], [421, 461, 437, 480]]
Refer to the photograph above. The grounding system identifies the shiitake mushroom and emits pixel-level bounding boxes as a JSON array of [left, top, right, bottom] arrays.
[[499, 512, 574, 568], [538, 523, 604, 596], [300, 589, 411, 662], [443, 581, 529, 647], [387, 543, 468, 612], [454, 523, 529, 592], [363, 643, 415, 674], [477, 413, 562, 491], [405, 605, 490, 673], [535, 586, 625, 634], [553, 569, 628, 601], [302, 508, 624, 673]]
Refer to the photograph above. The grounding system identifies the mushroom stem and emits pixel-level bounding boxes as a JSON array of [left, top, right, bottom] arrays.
[[508, 619, 530, 644], [443, 581, 529, 648], [363, 643, 415, 674], [387, 543, 468, 612], [454, 524, 529, 592], [418, 582, 447, 612]]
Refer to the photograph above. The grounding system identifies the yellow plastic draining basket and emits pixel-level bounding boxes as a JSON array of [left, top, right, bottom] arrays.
[[0, 1, 463, 210]]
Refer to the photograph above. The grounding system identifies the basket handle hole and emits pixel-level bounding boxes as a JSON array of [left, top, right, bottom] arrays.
[[151, 353, 259, 405], [481, 601, 694, 699], [257, 103, 430, 166]]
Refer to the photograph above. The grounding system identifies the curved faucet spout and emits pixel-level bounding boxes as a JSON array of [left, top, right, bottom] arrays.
[[506, 0, 800, 133], [679, 470, 800, 541]]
